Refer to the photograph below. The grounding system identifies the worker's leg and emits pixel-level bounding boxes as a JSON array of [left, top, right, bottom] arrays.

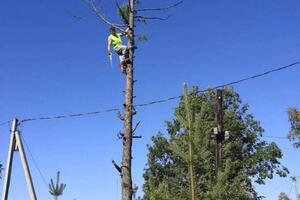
[[114, 45, 128, 73]]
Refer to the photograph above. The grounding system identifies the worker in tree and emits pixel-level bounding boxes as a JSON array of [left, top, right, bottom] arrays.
[[108, 26, 130, 74]]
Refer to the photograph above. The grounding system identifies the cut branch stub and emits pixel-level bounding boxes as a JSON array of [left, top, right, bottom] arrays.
[[132, 135, 142, 139], [117, 131, 124, 140], [112, 160, 122, 173]]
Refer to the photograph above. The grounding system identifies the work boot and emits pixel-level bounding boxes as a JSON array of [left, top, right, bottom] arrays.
[[125, 58, 131, 64], [120, 62, 127, 74]]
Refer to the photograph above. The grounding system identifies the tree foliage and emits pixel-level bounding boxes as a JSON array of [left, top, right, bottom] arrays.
[[278, 192, 291, 200], [287, 108, 300, 148], [142, 87, 288, 200], [117, 2, 130, 25], [117, 1, 148, 42]]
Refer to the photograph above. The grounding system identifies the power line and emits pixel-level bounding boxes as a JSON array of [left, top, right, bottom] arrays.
[[20, 108, 120, 124], [210, 61, 300, 89], [0, 121, 10, 127], [262, 135, 289, 140], [1, 59, 297, 125], [134, 60, 300, 108], [20, 133, 49, 189]]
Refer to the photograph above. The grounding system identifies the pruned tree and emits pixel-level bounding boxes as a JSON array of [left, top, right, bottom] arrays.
[[84, 1, 184, 200], [287, 108, 300, 148], [49, 171, 66, 200]]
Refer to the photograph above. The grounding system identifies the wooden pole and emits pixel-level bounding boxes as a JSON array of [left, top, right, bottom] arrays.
[[215, 90, 223, 174]]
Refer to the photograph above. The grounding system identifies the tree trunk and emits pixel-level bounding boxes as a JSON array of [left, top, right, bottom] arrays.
[[121, 0, 135, 200], [183, 84, 196, 200]]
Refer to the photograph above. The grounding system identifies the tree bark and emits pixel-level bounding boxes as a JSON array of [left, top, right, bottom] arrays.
[[121, 0, 135, 199], [183, 84, 196, 200]]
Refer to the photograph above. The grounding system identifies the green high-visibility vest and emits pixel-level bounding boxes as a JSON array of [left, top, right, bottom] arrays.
[[110, 34, 122, 47]]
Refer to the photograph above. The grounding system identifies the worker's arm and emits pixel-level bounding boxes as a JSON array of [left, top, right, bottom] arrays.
[[107, 36, 112, 55], [120, 27, 130, 37]]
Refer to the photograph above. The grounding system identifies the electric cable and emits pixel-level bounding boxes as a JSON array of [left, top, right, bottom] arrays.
[[0, 121, 10, 127], [0, 60, 297, 125], [262, 135, 289, 140], [19, 133, 49, 189]]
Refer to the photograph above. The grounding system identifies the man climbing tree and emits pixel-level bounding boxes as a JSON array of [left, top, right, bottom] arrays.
[[108, 26, 130, 74], [86, 1, 184, 199]]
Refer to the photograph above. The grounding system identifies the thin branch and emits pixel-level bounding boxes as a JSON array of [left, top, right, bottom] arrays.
[[65, 10, 86, 20], [86, 0, 125, 31], [117, 111, 125, 121], [117, 131, 124, 139], [73, 15, 84, 20], [135, 15, 170, 21], [132, 121, 141, 134], [136, 0, 184, 12]]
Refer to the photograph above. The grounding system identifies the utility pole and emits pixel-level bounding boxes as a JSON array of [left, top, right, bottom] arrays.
[[214, 89, 223, 175], [1, 118, 37, 200], [183, 83, 196, 200]]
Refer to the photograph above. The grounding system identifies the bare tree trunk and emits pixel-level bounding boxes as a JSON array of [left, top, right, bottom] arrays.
[[121, 0, 135, 199], [183, 84, 196, 200]]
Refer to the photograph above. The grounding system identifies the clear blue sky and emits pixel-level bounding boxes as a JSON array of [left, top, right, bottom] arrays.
[[0, 0, 300, 199]]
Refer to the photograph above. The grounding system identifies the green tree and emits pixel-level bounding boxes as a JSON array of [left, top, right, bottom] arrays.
[[287, 108, 300, 148], [49, 171, 66, 200], [278, 192, 291, 200], [143, 87, 288, 200]]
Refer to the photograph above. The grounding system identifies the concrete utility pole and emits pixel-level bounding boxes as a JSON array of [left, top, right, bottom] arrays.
[[1, 118, 37, 200], [215, 90, 223, 174]]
